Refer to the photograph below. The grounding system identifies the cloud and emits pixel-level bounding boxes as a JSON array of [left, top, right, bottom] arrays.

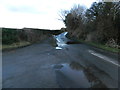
[[0, 0, 96, 29], [7, 6, 41, 14]]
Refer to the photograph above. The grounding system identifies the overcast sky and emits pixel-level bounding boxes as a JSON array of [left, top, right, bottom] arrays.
[[0, 0, 96, 29]]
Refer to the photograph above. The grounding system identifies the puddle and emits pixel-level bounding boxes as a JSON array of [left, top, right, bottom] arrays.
[[53, 61, 107, 88]]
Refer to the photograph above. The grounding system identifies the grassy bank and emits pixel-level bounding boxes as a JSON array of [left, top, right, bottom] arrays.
[[1, 28, 55, 51], [78, 40, 120, 53], [2, 41, 31, 51]]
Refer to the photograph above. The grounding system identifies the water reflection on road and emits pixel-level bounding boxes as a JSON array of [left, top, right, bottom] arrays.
[[53, 32, 108, 88], [53, 32, 68, 50], [53, 61, 107, 88]]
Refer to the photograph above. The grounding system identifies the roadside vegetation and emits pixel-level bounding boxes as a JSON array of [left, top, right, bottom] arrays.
[[2, 28, 52, 50], [59, 2, 120, 53], [78, 39, 120, 53], [2, 28, 63, 50], [2, 41, 30, 51]]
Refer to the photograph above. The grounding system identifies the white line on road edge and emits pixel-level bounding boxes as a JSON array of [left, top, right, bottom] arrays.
[[88, 50, 120, 67]]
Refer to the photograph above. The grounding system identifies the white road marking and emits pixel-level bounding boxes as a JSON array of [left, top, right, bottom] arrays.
[[88, 50, 120, 67]]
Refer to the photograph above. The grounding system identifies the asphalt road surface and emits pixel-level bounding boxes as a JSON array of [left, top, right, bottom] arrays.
[[2, 32, 119, 88]]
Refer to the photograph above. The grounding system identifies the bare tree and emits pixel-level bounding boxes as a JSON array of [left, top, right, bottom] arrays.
[[58, 9, 69, 22]]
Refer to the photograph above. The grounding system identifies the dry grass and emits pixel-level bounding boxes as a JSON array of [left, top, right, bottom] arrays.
[[2, 41, 31, 50]]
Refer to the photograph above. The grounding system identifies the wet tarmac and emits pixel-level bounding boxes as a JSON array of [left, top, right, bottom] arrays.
[[3, 32, 119, 88], [53, 61, 107, 88]]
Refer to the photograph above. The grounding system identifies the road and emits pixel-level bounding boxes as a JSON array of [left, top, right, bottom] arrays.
[[2, 32, 119, 88]]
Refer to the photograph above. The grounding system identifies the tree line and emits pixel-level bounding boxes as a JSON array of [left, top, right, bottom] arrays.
[[60, 2, 120, 48]]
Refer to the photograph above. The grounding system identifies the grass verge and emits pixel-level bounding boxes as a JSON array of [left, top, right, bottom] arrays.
[[1, 41, 31, 51], [78, 40, 120, 53]]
